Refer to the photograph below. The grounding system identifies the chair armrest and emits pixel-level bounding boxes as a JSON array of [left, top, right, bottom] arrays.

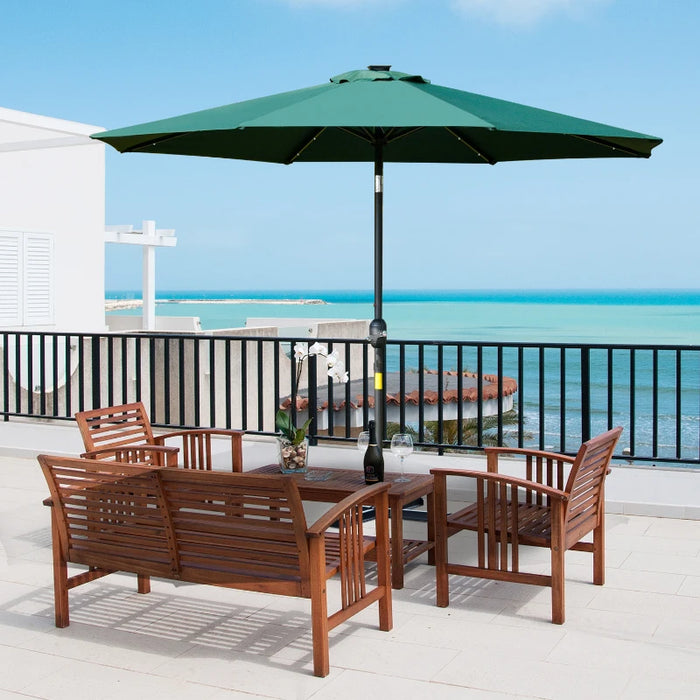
[[484, 446, 576, 464], [307, 482, 390, 537], [81, 445, 179, 467], [155, 428, 245, 439], [430, 468, 568, 502]]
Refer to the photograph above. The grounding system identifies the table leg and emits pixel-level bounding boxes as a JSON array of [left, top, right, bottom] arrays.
[[390, 498, 404, 589]]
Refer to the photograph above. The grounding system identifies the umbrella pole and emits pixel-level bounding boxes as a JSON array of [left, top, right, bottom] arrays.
[[369, 140, 387, 446]]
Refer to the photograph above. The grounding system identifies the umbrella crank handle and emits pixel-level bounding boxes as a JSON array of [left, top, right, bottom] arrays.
[[368, 318, 387, 348]]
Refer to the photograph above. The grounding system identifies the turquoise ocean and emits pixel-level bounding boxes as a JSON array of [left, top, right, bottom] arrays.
[[107, 289, 700, 345], [107, 289, 700, 461]]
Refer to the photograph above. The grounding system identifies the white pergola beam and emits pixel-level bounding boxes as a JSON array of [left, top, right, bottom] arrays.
[[105, 220, 177, 331]]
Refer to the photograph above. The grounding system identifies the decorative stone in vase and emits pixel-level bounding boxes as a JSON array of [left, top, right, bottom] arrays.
[[278, 437, 309, 473]]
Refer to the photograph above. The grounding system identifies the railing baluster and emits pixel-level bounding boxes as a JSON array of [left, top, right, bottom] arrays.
[[456, 345, 464, 446], [497, 345, 504, 447], [163, 337, 171, 425], [629, 349, 636, 457], [399, 343, 406, 431], [437, 344, 444, 452], [607, 348, 614, 431], [120, 335, 128, 405], [240, 340, 248, 431], [559, 348, 566, 453], [193, 337, 200, 427], [210, 338, 217, 428], [52, 334, 59, 417], [652, 349, 659, 458], [581, 346, 591, 444], [225, 339, 233, 430], [257, 339, 264, 432], [418, 344, 425, 444], [272, 339, 280, 435], [676, 350, 682, 461], [344, 343, 352, 438], [134, 335, 142, 403], [2, 332, 9, 420], [77, 335, 85, 412], [517, 346, 524, 448], [106, 335, 114, 408], [39, 333, 46, 416], [476, 345, 483, 447], [327, 341, 334, 438], [90, 334, 100, 410]]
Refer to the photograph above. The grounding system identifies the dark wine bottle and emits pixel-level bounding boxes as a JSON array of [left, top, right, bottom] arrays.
[[363, 420, 384, 484]]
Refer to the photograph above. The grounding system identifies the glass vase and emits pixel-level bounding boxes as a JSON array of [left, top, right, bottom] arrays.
[[277, 437, 309, 473]]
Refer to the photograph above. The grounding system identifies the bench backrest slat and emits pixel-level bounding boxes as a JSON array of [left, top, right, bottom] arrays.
[[159, 468, 310, 583], [39, 456, 310, 586]]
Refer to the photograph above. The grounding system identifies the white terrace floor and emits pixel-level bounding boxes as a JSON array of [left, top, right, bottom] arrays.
[[0, 423, 699, 699]]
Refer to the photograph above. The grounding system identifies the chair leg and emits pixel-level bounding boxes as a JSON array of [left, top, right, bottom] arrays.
[[309, 539, 330, 678], [550, 503, 566, 624], [374, 493, 393, 631], [434, 476, 450, 608], [51, 510, 69, 628], [592, 519, 605, 585], [137, 574, 151, 594], [550, 544, 565, 625]]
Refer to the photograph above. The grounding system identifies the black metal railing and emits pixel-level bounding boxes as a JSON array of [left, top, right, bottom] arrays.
[[1, 329, 699, 466]]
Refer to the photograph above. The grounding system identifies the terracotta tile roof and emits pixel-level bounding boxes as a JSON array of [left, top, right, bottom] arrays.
[[280, 370, 517, 413]]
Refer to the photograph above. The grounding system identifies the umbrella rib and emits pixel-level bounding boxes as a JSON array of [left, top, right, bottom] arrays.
[[338, 127, 377, 144], [446, 127, 497, 164], [573, 134, 652, 158], [121, 132, 189, 153], [385, 127, 424, 144], [285, 126, 328, 164]]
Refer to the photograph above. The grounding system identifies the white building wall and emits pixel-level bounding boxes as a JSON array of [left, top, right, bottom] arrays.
[[0, 107, 105, 332]]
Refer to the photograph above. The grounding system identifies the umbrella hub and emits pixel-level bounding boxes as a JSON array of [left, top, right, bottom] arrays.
[[331, 66, 429, 85]]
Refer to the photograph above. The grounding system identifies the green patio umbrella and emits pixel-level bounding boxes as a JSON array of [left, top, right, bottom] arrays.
[[93, 66, 662, 442]]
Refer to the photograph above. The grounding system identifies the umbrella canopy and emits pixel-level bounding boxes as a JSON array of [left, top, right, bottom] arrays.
[[95, 67, 661, 163], [93, 66, 662, 442]]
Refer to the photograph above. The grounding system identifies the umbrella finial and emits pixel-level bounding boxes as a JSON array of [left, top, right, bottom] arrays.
[[368, 65, 391, 71]]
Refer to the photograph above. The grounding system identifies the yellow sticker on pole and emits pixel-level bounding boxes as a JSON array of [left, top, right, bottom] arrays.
[[374, 372, 383, 390]]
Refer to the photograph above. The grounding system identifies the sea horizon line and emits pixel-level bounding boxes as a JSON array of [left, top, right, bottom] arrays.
[[105, 288, 700, 307]]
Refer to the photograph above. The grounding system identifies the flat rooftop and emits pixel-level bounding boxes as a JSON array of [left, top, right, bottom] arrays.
[[0, 422, 698, 698]]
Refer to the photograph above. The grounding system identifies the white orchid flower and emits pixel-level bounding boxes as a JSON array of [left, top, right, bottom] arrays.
[[328, 361, 349, 383], [293, 342, 308, 360], [308, 342, 328, 357], [326, 349, 340, 367]]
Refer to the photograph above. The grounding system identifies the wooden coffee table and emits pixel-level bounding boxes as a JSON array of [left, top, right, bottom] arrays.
[[251, 465, 434, 589]]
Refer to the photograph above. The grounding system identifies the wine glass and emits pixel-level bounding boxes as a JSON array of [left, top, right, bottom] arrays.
[[391, 433, 413, 482], [357, 431, 370, 452]]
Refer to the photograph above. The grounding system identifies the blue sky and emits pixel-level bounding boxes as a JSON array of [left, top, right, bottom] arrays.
[[2, 0, 698, 292]]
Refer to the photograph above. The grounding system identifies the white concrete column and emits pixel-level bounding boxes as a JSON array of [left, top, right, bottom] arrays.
[[142, 220, 156, 331]]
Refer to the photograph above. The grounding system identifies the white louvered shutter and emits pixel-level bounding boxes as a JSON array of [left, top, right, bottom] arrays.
[[22, 233, 54, 325], [0, 232, 22, 325]]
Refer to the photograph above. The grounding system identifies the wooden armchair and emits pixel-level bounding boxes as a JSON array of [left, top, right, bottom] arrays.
[[431, 427, 622, 624], [75, 401, 244, 472]]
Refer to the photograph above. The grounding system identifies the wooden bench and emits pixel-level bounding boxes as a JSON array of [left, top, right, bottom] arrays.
[[39, 455, 393, 677], [432, 427, 622, 624], [75, 402, 244, 472]]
